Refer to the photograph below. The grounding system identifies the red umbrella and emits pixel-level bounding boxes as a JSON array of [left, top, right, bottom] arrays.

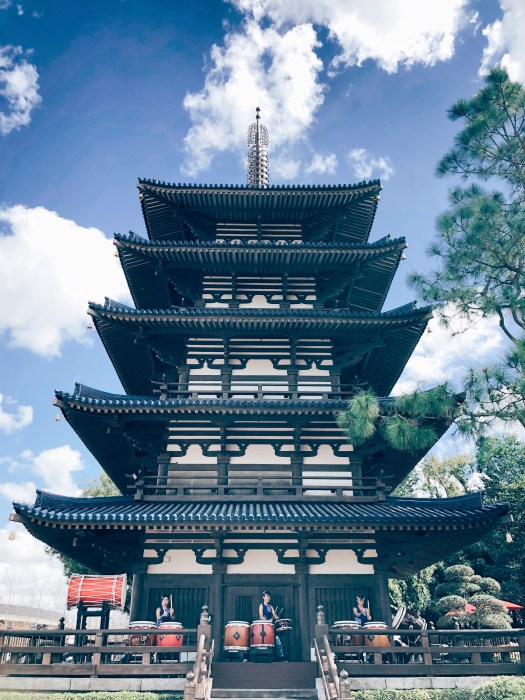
[[499, 600, 524, 610]]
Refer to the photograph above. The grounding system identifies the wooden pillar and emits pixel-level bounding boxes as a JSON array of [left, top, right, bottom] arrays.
[[129, 568, 147, 621], [178, 365, 190, 396], [211, 562, 227, 658], [295, 561, 310, 661], [374, 565, 392, 625]]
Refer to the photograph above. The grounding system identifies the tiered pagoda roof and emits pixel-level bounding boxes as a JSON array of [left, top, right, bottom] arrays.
[[53, 384, 453, 493], [114, 233, 406, 312], [88, 300, 431, 397], [12, 171, 510, 581], [14, 490, 507, 577], [138, 180, 381, 243]]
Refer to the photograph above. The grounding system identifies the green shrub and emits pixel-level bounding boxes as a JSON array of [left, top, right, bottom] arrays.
[[0, 693, 183, 700], [473, 676, 525, 699], [434, 594, 467, 616], [444, 565, 475, 581], [477, 577, 502, 596], [349, 689, 473, 699]]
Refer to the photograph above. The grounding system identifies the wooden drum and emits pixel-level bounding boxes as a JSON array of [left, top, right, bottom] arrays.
[[157, 621, 184, 647], [364, 621, 390, 648], [224, 621, 250, 652], [250, 620, 275, 649], [331, 620, 361, 647], [275, 618, 293, 635], [67, 574, 126, 610], [127, 621, 156, 647]]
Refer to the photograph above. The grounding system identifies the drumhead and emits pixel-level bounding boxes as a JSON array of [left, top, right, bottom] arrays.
[[159, 621, 182, 628], [225, 621, 250, 626], [392, 606, 406, 629], [129, 621, 156, 628], [251, 620, 274, 625], [333, 620, 359, 627], [363, 621, 387, 629]]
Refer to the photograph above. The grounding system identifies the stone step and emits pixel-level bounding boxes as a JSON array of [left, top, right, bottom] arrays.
[[211, 692, 318, 700], [212, 691, 318, 698], [212, 661, 317, 690]]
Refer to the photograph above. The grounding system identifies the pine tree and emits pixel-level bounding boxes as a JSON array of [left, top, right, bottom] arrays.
[[409, 68, 525, 430]]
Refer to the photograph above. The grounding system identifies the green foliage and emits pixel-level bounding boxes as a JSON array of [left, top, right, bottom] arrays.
[[393, 454, 473, 498], [433, 594, 467, 616], [432, 565, 510, 629], [444, 564, 475, 581], [446, 436, 525, 606], [0, 694, 182, 700], [468, 594, 507, 614], [343, 688, 474, 699], [410, 68, 525, 430], [336, 389, 379, 446], [474, 676, 525, 700], [388, 565, 437, 615], [338, 385, 458, 453], [46, 471, 122, 577], [478, 577, 501, 596], [80, 472, 121, 497]]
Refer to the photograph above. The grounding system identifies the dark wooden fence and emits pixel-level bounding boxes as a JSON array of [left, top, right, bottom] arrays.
[[327, 627, 525, 677], [0, 626, 198, 677]]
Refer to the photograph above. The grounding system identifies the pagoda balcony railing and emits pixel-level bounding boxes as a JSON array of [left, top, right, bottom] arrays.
[[0, 625, 199, 677], [153, 380, 359, 402], [132, 474, 386, 502]]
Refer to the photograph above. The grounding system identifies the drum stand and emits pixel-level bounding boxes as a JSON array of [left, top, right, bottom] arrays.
[[250, 647, 274, 663], [75, 601, 111, 663]]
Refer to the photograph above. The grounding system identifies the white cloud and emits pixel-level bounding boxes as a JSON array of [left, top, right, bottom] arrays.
[[347, 147, 394, 181], [305, 152, 338, 175], [0, 480, 37, 502], [183, 1, 469, 177], [480, 0, 525, 81], [0, 393, 32, 433], [183, 20, 324, 177], [0, 205, 130, 357], [0, 45, 41, 135], [393, 309, 505, 395], [0, 445, 84, 503], [234, 0, 470, 73]]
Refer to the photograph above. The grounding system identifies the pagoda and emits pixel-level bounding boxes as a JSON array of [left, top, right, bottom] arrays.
[[12, 112, 508, 662]]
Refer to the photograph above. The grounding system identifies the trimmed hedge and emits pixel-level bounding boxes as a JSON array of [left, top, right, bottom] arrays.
[[0, 693, 183, 700], [348, 678, 525, 699]]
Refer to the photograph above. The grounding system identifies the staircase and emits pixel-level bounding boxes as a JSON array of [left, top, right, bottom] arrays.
[[211, 690, 318, 700], [211, 661, 318, 696]]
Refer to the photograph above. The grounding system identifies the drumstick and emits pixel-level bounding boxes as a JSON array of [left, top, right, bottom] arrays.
[[170, 594, 173, 610]]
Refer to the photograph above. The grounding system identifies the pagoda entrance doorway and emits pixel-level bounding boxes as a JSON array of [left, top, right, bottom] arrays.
[[223, 580, 301, 661]]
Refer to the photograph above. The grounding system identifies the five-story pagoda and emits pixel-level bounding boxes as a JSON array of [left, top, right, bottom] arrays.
[[12, 112, 508, 661]]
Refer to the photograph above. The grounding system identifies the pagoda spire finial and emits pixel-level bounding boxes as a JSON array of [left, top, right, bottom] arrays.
[[247, 107, 269, 188]]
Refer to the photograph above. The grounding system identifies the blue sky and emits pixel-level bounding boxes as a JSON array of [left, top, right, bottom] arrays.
[[0, 0, 524, 607]]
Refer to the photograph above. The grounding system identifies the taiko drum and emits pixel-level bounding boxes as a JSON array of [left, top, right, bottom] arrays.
[[224, 621, 250, 652], [66, 574, 126, 610], [363, 621, 390, 648], [157, 621, 184, 647], [127, 621, 157, 647], [250, 620, 275, 649]]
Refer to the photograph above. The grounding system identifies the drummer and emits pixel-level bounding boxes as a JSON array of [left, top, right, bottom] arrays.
[[259, 591, 284, 661], [156, 595, 175, 627], [353, 594, 371, 627]]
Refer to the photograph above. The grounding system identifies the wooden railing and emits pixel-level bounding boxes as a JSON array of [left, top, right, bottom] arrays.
[[0, 626, 198, 677], [318, 626, 525, 683], [135, 475, 386, 501], [184, 634, 214, 700], [314, 635, 339, 700], [152, 382, 359, 402]]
